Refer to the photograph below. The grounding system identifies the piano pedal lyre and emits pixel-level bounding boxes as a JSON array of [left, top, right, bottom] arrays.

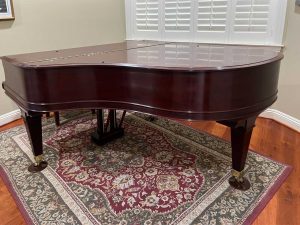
[[91, 109, 126, 145]]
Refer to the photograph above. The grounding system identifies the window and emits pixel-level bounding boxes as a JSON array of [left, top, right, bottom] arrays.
[[125, 0, 287, 46]]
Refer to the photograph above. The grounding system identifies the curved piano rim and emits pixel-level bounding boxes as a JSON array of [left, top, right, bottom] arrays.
[[3, 82, 277, 121], [1, 44, 283, 121]]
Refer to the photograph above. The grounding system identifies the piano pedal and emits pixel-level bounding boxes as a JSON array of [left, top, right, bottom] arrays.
[[147, 115, 156, 122], [91, 128, 124, 146]]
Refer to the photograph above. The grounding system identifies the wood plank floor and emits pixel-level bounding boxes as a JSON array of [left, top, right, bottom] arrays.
[[0, 117, 299, 225]]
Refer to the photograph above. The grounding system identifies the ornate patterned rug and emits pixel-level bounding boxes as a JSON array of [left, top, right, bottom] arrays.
[[0, 112, 291, 225]]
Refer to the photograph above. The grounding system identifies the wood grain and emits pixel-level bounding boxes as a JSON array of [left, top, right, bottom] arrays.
[[0, 117, 299, 225]]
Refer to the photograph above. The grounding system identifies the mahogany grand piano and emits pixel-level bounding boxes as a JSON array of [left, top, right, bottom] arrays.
[[1, 41, 283, 190]]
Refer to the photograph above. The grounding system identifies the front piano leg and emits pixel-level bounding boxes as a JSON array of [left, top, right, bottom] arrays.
[[21, 111, 48, 172], [219, 116, 257, 190]]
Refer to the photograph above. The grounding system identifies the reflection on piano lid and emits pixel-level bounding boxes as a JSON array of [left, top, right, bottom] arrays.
[[130, 42, 281, 68], [1, 40, 283, 119], [2, 40, 282, 70]]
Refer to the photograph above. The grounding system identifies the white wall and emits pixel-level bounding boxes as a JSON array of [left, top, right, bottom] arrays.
[[272, 2, 300, 119], [0, 0, 126, 115]]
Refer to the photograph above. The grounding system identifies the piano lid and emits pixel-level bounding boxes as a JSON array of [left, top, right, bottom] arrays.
[[1, 41, 283, 71]]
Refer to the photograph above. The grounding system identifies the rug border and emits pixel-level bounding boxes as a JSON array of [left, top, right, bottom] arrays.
[[242, 165, 292, 225], [0, 115, 294, 225], [0, 165, 35, 225]]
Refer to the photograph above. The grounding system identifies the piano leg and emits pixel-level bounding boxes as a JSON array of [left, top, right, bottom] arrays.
[[218, 116, 257, 190], [54, 112, 60, 126], [91, 109, 125, 145], [147, 115, 157, 122], [21, 111, 48, 172]]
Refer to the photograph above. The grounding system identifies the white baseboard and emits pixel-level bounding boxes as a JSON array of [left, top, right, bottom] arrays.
[[0, 108, 299, 132], [259, 109, 300, 132], [0, 109, 21, 127]]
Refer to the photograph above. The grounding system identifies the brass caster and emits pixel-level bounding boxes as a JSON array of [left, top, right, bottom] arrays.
[[28, 161, 48, 173], [228, 169, 250, 191], [28, 155, 48, 173]]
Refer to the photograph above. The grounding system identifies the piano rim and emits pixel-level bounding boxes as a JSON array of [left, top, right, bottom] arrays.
[[3, 83, 277, 121]]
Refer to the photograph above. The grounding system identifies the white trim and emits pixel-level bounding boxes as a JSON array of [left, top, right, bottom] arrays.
[[125, 0, 133, 40], [0, 109, 21, 127], [272, 0, 288, 44], [259, 109, 300, 132]]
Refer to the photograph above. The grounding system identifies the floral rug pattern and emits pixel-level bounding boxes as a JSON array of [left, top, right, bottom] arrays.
[[0, 111, 291, 225]]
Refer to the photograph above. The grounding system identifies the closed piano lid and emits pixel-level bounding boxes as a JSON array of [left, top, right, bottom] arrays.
[[1, 40, 283, 71]]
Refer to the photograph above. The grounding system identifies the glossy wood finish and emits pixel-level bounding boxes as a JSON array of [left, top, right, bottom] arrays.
[[1, 41, 282, 120], [2, 41, 282, 68], [54, 112, 60, 126], [221, 117, 257, 190], [1, 41, 283, 187], [21, 112, 43, 157], [21, 112, 48, 172], [0, 118, 299, 225]]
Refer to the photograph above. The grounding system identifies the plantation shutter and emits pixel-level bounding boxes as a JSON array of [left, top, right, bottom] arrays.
[[162, 0, 194, 41], [229, 0, 272, 45], [128, 0, 162, 40], [125, 0, 287, 45], [195, 0, 231, 43]]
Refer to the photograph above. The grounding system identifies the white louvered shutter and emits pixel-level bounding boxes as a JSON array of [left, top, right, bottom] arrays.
[[229, 0, 272, 44], [162, 0, 194, 41], [125, 0, 287, 46], [195, 0, 231, 43], [130, 0, 162, 40]]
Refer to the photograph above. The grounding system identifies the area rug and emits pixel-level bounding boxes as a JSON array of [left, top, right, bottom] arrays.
[[0, 112, 291, 225]]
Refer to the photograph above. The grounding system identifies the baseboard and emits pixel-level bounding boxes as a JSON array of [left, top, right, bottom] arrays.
[[0, 108, 299, 132], [259, 109, 300, 132], [0, 109, 21, 127]]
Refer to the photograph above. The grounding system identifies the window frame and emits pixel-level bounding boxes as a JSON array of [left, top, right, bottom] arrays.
[[125, 0, 288, 46]]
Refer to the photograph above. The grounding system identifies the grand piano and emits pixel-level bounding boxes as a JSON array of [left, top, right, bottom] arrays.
[[1, 40, 283, 190]]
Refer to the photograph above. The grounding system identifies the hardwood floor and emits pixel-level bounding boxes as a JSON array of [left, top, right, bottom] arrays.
[[0, 117, 299, 225], [0, 119, 25, 225]]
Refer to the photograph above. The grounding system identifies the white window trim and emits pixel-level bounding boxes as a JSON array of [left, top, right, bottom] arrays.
[[125, 0, 288, 46]]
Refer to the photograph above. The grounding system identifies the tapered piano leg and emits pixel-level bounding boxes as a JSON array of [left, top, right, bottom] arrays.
[[54, 112, 60, 126], [21, 111, 48, 172], [219, 116, 257, 190]]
